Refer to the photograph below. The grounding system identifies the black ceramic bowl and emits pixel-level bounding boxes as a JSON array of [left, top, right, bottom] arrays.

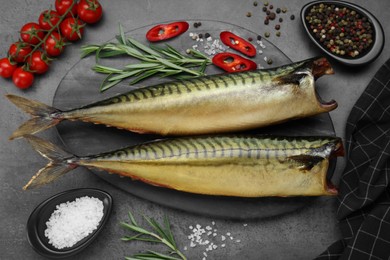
[[26, 188, 113, 259], [301, 0, 385, 66]]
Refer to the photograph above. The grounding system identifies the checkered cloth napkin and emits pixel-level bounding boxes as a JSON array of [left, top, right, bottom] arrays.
[[316, 59, 390, 260]]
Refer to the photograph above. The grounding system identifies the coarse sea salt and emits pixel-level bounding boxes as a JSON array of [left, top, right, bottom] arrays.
[[44, 196, 104, 249]]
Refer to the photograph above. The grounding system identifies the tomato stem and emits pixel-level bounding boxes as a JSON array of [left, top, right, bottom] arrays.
[[23, 1, 78, 62]]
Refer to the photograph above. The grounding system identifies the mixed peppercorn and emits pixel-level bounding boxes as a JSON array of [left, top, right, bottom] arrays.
[[248, 1, 296, 38], [305, 3, 374, 58]]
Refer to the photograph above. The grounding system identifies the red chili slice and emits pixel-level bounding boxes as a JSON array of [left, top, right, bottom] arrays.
[[212, 52, 257, 73], [146, 21, 189, 42], [220, 31, 257, 57]]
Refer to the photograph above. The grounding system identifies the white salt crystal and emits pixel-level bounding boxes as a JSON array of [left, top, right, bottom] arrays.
[[44, 196, 104, 249]]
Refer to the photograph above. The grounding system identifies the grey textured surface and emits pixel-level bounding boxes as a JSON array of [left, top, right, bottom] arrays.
[[0, 0, 389, 259]]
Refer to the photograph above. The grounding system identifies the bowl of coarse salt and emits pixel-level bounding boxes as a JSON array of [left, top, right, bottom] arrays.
[[26, 188, 113, 258]]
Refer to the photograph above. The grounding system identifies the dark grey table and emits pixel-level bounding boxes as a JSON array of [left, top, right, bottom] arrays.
[[1, 0, 389, 259]]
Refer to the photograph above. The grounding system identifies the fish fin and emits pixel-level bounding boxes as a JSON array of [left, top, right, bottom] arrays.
[[23, 163, 75, 190], [23, 135, 77, 190], [6, 94, 61, 140], [288, 155, 324, 171], [274, 73, 307, 85], [9, 117, 61, 140]]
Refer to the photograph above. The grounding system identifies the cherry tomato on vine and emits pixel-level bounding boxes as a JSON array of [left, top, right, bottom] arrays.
[[212, 52, 257, 73], [77, 0, 103, 24], [20, 23, 45, 45], [12, 67, 34, 89], [146, 21, 189, 42], [44, 32, 65, 57], [220, 31, 257, 57], [60, 17, 85, 41], [55, 0, 78, 17], [38, 10, 61, 31], [0, 58, 17, 78], [8, 42, 32, 63], [27, 51, 50, 74]]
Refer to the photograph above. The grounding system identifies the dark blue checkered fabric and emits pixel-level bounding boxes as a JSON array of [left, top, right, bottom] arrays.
[[316, 59, 390, 260]]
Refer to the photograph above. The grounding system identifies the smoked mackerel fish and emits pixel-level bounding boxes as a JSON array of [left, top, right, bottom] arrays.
[[23, 134, 343, 197], [7, 57, 337, 139]]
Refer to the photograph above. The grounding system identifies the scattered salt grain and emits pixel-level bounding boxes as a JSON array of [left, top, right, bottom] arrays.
[[44, 196, 104, 249], [185, 221, 244, 257]]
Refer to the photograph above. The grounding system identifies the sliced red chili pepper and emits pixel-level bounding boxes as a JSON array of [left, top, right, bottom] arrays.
[[220, 31, 257, 57], [146, 21, 189, 42], [212, 52, 257, 73]]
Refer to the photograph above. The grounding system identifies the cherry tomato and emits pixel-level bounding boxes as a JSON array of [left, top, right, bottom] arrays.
[[212, 52, 258, 73], [55, 0, 78, 17], [27, 51, 50, 74], [60, 17, 85, 41], [220, 31, 257, 57], [146, 21, 189, 42], [12, 67, 34, 89], [20, 23, 45, 45], [38, 10, 61, 31], [8, 42, 32, 63], [77, 0, 103, 24], [0, 58, 17, 78], [44, 32, 65, 57]]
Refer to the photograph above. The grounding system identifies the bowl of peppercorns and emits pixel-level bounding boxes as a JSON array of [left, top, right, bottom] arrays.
[[301, 0, 384, 66]]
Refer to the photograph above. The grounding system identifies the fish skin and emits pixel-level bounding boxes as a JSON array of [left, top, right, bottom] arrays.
[[23, 135, 344, 197], [7, 57, 337, 139]]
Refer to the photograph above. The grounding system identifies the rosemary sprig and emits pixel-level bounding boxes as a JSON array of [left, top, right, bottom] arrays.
[[121, 212, 187, 260], [80, 24, 211, 92]]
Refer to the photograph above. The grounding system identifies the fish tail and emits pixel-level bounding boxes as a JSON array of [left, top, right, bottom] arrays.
[[22, 135, 78, 190], [6, 94, 62, 140]]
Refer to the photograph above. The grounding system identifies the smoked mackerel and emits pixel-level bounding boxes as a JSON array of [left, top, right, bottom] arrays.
[[7, 57, 337, 139], [23, 134, 343, 197]]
